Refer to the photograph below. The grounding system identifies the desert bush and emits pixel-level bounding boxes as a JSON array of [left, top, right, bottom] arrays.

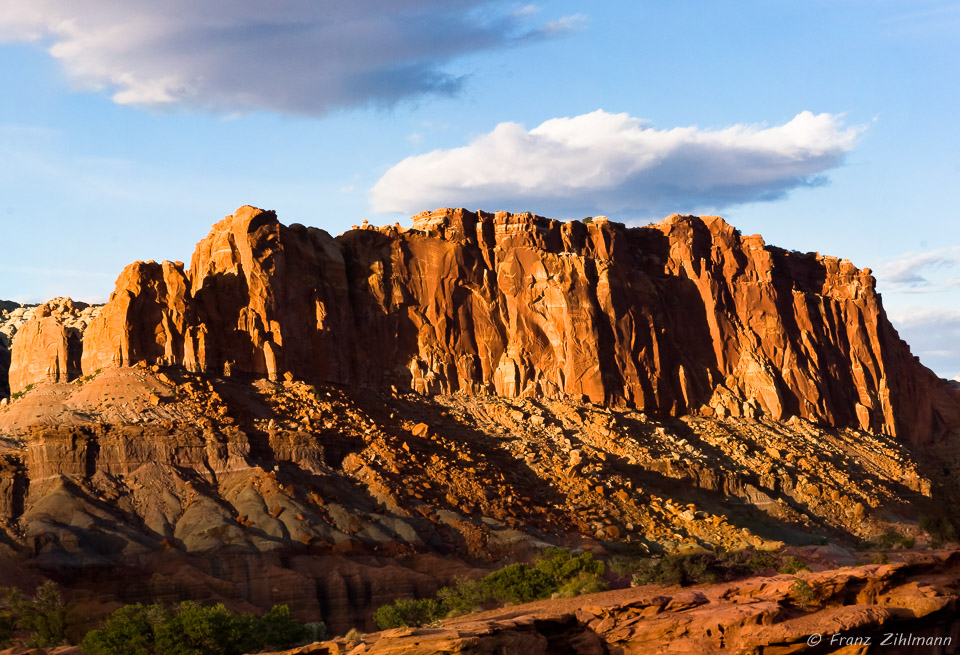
[[480, 563, 554, 604], [791, 579, 817, 607], [80, 603, 161, 655], [631, 553, 720, 587], [741, 548, 781, 573], [628, 549, 797, 587], [20, 581, 69, 647], [919, 513, 957, 545], [716, 547, 780, 576], [258, 604, 312, 648], [10, 383, 35, 400], [376, 549, 609, 628], [0, 581, 72, 648], [609, 556, 644, 579], [877, 528, 915, 550], [555, 572, 609, 598], [81, 601, 311, 655], [436, 578, 484, 617], [870, 552, 891, 565], [535, 548, 605, 582], [0, 587, 25, 648], [877, 529, 899, 549], [778, 556, 811, 574], [480, 549, 606, 604], [373, 598, 445, 630], [302, 621, 327, 642]]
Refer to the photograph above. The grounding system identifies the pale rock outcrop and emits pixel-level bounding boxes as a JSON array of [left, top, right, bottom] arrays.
[[8, 298, 97, 393]]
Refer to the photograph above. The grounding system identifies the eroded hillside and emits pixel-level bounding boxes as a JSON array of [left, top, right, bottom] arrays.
[[0, 364, 946, 632], [1, 206, 959, 635]]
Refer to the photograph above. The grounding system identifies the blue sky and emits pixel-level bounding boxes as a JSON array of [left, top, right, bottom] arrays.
[[1, 1, 959, 375]]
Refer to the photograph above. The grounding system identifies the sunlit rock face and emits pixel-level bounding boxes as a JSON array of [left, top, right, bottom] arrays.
[[7, 298, 99, 394], [17, 205, 960, 443]]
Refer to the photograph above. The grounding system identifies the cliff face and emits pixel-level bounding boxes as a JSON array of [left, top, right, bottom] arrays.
[[4, 206, 960, 631], [8, 206, 960, 442], [6, 299, 99, 394]]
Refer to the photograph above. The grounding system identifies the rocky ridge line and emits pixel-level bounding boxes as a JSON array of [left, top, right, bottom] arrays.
[[7, 206, 959, 443]]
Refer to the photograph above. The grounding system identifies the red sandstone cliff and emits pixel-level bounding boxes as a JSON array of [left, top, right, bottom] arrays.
[[10, 206, 960, 443]]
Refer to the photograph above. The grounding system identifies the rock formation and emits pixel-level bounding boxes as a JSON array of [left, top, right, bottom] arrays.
[[79, 261, 191, 373], [7, 298, 99, 394], [3, 206, 960, 635], [291, 551, 960, 655], [25, 206, 960, 444], [1, 302, 29, 398]]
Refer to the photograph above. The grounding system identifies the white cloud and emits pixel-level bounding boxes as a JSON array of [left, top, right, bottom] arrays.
[[888, 307, 960, 377], [877, 248, 960, 290], [543, 14, 588, 34], [370, 110, 863, 218], [0, 1, 571, 114]]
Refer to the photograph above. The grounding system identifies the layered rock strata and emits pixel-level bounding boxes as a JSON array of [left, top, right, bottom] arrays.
[[13, 206, 958, 443], [0, 361, 949, 627]]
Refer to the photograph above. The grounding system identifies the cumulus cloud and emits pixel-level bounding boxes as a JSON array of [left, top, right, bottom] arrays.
[[370, 110, 863, 218], [0, 1, 567, 114], [877, 248, 960, 290]]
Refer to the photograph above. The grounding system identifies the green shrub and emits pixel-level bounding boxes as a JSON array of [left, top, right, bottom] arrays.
[[778, 556, 811, 575], [609, 556, 644, 579], [436, 578, 484, 618], [376, 549, 611, 628], [81, 601, 311, 655], [871, 552, 891, 565], [480, 563, 554, 604], [631, 554, 719, 587], [10, 383, 35, 401], [714, 548, 779, 576], [627, 549, 793, 588], [791, 579, 817, 607], [257, 604, 311, 648], [919, 513, 957, 545], [81, 603, 161, 655], [534, 548, 605, 583], [0, 587, 25, 648], [741, 549, 780, 573], [373, 598, 445, 630], [0, 581, 72, 648], [876, 528, 915, 550], [555, 573, 609, 598], [877, 529, 899, 549], [302, 621, 327, 642], [20, 581, 69, 647]]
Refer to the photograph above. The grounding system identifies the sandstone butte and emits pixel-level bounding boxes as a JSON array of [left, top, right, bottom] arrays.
[[7, 205, 960, 443]]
